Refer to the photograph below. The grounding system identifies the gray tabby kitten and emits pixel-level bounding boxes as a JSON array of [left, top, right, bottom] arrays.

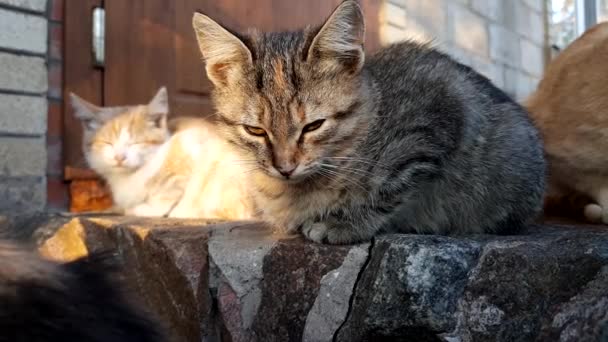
[[192, 1, 545, 244]]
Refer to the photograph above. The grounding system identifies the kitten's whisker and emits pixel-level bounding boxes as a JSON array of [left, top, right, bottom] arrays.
[[324, 156, 395, 170], [241, 167, 261, 175], [321, 162, 376, 178], [320, 167, 367, 193]]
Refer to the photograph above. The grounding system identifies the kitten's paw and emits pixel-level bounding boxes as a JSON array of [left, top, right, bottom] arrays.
[[301, 221, 328, 243], [301, 221, 362, 244], [584, 204, 603, 223]]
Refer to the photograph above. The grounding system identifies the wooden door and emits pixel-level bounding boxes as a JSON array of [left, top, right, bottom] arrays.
[[64, 0, 380, 212]]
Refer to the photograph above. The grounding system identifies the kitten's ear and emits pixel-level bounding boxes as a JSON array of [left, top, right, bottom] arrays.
[[307, 1, 365, 74], [192, 12, 253, 87], [69, 93, 105, 131], [147, 87, 169, 129]]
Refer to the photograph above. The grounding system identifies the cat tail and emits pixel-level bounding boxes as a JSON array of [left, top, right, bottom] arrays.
[[58, 251, 165, 342], [0, 244, 164, 342]]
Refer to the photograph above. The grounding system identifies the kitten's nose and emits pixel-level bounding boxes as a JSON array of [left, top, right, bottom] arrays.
[[276, 165, 297, 178], [114, 153, 126, 164]]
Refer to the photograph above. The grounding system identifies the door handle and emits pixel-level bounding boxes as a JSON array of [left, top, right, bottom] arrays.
[[92, 7, 105, 67]]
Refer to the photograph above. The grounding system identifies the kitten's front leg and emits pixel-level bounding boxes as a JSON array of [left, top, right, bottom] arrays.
[[301, 209, 386, 244]]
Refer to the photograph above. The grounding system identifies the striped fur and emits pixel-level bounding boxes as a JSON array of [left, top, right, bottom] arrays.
[[193, 1, 545, 243]]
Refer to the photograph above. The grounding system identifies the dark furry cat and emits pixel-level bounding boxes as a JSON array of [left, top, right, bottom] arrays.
[[192, 1, 545, 244], [0, 242, 162, 342]]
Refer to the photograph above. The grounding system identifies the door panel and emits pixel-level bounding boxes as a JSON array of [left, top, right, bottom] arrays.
[[64, 0, 380, 212], [63, 0, 103, 173]]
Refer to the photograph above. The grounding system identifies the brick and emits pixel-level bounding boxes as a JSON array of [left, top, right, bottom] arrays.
[[382, 2, 407, 28], [522, 0, 543, 13], [49, 22, 63, 60], [447, 46, 473, 66], [502, 66, 518, 98], [404, 19, 436, 44], [470, 0, 501, 21], [520, 38, 544, 77], [527, 10, 545, 45], [489, 24, 520, 68], [0, 0, 46, 12], [515, 2, 544, 45], [517, 74, 539, 101], [403, 0, 447, 40], [47, 61, 62, 99], [0, 94, 46, 135], [49, 0, 63, 22], [503, 67, 538, 101], [451, 4, 489, 57], [381, 24, 409, 45], [499, 0, 517, 29], [0, 8, 47, 53], [0, 137, 46, 176], [0, 176, 46, 213], [0, 52, 47, 93], [476, 58, 504, 88]]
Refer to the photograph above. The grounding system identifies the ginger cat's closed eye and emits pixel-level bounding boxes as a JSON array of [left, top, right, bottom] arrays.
[[71, 87, 256, 220]]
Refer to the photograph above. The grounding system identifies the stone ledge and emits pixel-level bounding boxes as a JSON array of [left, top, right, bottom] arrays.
[[19, 214, 608, 342]]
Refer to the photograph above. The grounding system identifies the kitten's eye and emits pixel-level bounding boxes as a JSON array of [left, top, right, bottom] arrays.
[[94, 141, 113, 147], [133, 140, 162, 146], [303, 119, 325, 133], [244, 125, 267, 137]]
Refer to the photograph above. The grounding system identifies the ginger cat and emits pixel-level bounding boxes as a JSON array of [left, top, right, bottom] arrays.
[[526, 22, 608, 223], [70, 87, 255, 220]]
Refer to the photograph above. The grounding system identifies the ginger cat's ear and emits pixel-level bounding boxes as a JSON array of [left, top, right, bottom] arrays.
[[192, 12, 253, 87], [69, 93, 107, 131], [307, 0, 366, 74], [146, 86, 169, 129]]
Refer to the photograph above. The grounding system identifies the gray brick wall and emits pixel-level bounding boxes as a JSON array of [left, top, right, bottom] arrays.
[[0, 0, 48, 214], [380, 0, 546, 100]]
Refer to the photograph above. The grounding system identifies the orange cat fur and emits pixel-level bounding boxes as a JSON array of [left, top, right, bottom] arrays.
[[70, 87, 255, 220], [526, 22, 608, 223]]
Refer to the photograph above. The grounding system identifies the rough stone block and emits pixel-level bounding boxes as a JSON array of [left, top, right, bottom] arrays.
[[489, 23, 521, 68], [0, 94, 47, 135], [0, 53, 47, 93], [451, 4, 489, 57], [38, 216, 216, 342], [0, 176, 45, 214], [0, 0, 46, 12], [0, 137, 46, 176], [208, 227, 369, 342], [31, 217, 608, 342], [520, 38, 544, 77], [0, 8, 47, 53]]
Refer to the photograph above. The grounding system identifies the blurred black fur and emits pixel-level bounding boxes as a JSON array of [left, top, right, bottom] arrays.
[[0, 242, 163, 342]]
